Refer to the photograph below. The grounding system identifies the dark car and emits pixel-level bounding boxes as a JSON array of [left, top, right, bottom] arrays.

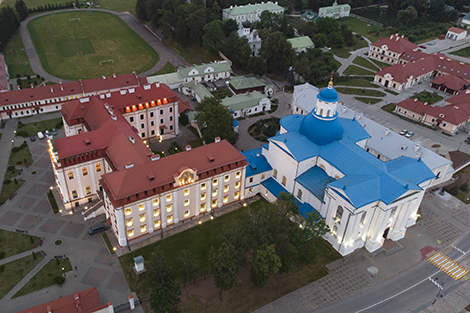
[[88, 223, 106, 235], [29, 135, 35, 142], [419, 45, 427, 49], [52, 128, 58, 136]]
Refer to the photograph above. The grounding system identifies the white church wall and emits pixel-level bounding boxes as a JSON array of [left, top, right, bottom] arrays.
[[267, 142, 298, 193]]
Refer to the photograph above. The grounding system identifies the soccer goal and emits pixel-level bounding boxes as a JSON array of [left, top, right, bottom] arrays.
[[69, 18, 81, 23], [100, 59, 114, 66], [76, 51, 83, 56], [69, 36, 75, 40]]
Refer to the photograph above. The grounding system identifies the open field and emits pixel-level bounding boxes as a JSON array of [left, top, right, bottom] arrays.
[[352, 56, 379, 71], [355, 97, 383, 104], [369, 58, 392, 68], [0, 254, 44, 299], [332, 38, 368, 58], [9, 142, 33, 166], [0, 229, 40, 259], [120, 200, 341, 312], [14, 257, 72, 297], [339, 87, 385, 97], [451, 46, 470, 57], [343, 65, 375, 76], [27, 11, 158, 80], [338, 16, 395, 43], [0, 180, 24, 205], [16, 117, 62, 137], [3, 31, 35, 78], [329, 77, 377, 88]]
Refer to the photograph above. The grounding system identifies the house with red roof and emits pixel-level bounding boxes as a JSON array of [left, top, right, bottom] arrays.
[[446, 27, 467, 41], [0, 72, 141, 119], [395, 97, 470, 134], [430, 74, 469, 94], [368, 34, 418, 65], [49, 81, 247, 247], [18, 287, 113, 313]]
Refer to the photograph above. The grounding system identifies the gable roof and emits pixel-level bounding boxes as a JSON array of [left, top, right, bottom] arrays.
[[370, 34, 418, 53], [287, 36, 314, 50], [230, 76, 266, 90], [178, 61, 231, 78], [448, 26, 466, 34], [396, 98, 428, 114], [431, 74, 468, 91], [222, 2, 284, 16], [221, 91, 266, 111]]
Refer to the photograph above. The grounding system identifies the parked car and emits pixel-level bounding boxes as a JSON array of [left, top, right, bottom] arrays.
[[88, 223, 106, 235], [405, 131, 415, 138], [399, 129, 407, 135], [428, 41, 436, 45], [37, 131, 44, 140], [29, 135, 35, 142], [52, 128, 58, 136], [45, 130, 52, 139], [419, 45, 427, 49]]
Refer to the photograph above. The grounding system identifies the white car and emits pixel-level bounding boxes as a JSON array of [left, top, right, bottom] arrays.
[[405, 131, 415, 138], [45, 130, 53, 139], [37, 131, 44, 140], [399, 129, 407, 135]]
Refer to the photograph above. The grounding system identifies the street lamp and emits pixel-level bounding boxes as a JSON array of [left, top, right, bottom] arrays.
[[432, 277, 444, 305]]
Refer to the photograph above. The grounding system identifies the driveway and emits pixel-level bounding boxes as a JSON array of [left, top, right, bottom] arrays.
[[18, 8, 189, 83]]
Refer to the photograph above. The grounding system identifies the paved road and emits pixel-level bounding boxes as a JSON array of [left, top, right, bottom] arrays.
[[18, 8, 189, 83]]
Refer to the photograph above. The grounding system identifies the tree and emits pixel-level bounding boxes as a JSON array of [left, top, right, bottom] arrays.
[[278, 243, 298, 273], [221, 219, 249, 262], [222, 19, 238, 37], [312, 33, 327, 48], [208, 242, 240, 300], [294, 0, 304, 12], [250, 244, 281, 287], [293, 211, 330, 264], [327, 31, 344, 48], [195, 97, 237, 144], [202, 20, 225, 51], [396, 6, 417, 26], [135, 0, 147, 21], [150, 279, 181, 313], [294, 57, 311, 81], [187, 8, 206, 45], [259, 31, 295, 73], [15, 0, 28, 21], [147, 251, 174, 284], [315, 17, 339, 34], [175, 250, 198, 298], [175, 17, 189, 45], [247, 56, 267, 77]]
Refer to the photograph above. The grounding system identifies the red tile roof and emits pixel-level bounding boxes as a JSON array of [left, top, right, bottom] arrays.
[[425, 104, 470, 125], [431, 74, 468, 91], [178, 100, 193, 114], [370, 34, 418, 53], [101, 140, 246, 202], [448, 26, 466, 34], [399, 48, 428, 62], [396, 98, 428, 115], [445, 92, 470, 106], [81, 72, 139, 94], [18, 287, 103, 313]]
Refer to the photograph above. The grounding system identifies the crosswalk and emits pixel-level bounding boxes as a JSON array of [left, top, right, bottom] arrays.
[[428, 252, 468, 280]]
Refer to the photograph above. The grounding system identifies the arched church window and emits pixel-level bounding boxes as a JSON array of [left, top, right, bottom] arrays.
[[390, 207, 397, 219], [335, 206, 343, 223], [320, 164, 326, 171], [327, 109, 331, 116], [436, 172, 441, 179], [273, 169, 278, 178], [282, 176, 287, 186], [332, 225, 338, 237], [319, 108, 324, 116], [297, 189, 302, 200]]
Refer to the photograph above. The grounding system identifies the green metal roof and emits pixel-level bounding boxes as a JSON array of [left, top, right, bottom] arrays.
[[230, 76, 266, 90], [222, 2, 284, 16], [287, 36, 314, 50], [184, 80, 214, 100], [146, 72, 183, 86], [221, 91, 266, 111], [178, 62, 231, 78], [187, 111, 200, 121]]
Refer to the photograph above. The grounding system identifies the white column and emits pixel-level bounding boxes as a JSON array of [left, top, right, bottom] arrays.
[[173, 190, 179, 223], [75, 166, 83, 198], [146, 199, 153, 233], [115, 208, 127, 247], [90, 162, 97, 194], [195, 183, 200, 216], [174, 103, 179, 135], [240, 167, 246, 200], [218, 175, 223, 208], [162, 194, 167, 228]]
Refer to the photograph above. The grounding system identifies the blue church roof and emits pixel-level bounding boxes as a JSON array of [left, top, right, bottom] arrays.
[[242, 148, 272, 177], [317, 86, 339, 102], [296, 166, 335, 201], [299, 111, 343, 146]]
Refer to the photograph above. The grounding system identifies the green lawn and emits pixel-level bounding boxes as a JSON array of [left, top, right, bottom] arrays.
[[410, 91, 443, 104], [168, 141, 183, 154], [352, 56, 379, 71], [331, 77, 377, 88], [151, 62, 176, 76], [28, 11, 159, 80], [332, 38, 368, 58], [16, 117, 62, 137], [368, 58, 392, 68], [9, 142, 33, 166], [102, 233, 116, 255], [120, 200, 341, 313], [355, 97, 383, 104], [47, 190, 59, 214], [450, 47, 470, 58], [14, 257, 72, 298], [187, 138, 203, 148], [0, 180, 24, 205], [0, 229, 40, 259], [338, 16, 395, 43], [381, 102, 396, 113], [343, 65, 375, 76], [338, 87, 385, 97], [384, 89, 399, 95], [3, 31, 35, 78], [0, 254, 44, 300], [165, 38, 220, 65]]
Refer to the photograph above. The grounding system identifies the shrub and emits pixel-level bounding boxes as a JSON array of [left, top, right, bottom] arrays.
[[16, 161, 22, 165], [26, 75, 30, 80], [180, 112, 189, 126], [460, 182, 468, 192], [14, 178, 18, 185], [0, 265, 4, 273], [54, 275, 65, 285], [3, 179, 11, 185], [55, 121, 63, 129], [36, 74, 40, 79], [0, 251, 5, 259], [7, 165, 15, 173], [32, 251, 37, 260], [30, 236, 34, 244], [16, 130, 28, 137], [449, 185, 459, 196]]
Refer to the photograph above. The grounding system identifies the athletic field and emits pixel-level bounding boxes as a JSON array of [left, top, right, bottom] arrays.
[[27, 11, 158, 80]]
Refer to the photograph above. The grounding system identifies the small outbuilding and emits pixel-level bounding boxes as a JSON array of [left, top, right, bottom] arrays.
[[133, 255, 145, 274], [446, 27, 467, 41]]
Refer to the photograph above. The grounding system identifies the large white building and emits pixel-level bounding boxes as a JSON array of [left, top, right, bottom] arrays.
[[238, 20, 262, 56], [222, 1, 284, 28], [318, 0, 350, 19], [243, 81, 452, 255]]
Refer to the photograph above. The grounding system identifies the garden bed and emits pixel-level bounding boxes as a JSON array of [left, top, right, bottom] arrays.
[[248, 118, 280, 142]]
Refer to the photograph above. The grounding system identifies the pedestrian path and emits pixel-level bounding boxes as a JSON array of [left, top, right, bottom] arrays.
[[428, 252, 468, 280], [0, 247, 42, 266]]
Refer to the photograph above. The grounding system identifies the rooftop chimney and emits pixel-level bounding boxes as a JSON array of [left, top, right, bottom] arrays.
[[113, 73, 116, 78], [185, 145, 191, 151], [47, 305, 52, 313], [129, 136, 135, 144], [151, 154, 160, 161], [125, 162, 134, 169], [42, 81, 46, 86], [156, 82, 160, 88], [215, 137, 221, 143]]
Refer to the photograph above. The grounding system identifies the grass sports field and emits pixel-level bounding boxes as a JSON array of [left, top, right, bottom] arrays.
[[27, 11, 158, 80]]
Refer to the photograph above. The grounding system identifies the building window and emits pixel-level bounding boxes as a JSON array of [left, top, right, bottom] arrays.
[[166, 204, 172, 212], [234, 191, 240, 199], [85, 186, 91, 195], [184, 199, 190, 206], [236, 171, 241, 179], [213, 179, 218, 186], [140, 225, 146, 233], [297, 189, 302, 200], [212, 189, 217, 197], [273, 169, 278, 178], [126, 218, 133, 227], [140, 114, 144, 120], [125, 208, 132, 215], [129, 117, 134, 122], [184, 210, 190, 217], [170, 125, 173, 130], [68, 171, 74, 179], [141, 123, 145, 129], [153, 209, 160, 217], [82, 167, 88, 176], [128, 229, 134, 237], [72, 190, 78, 199], [139, 203, 145, 211], [249, 188, 253, 193], [155, 220, 161, 228], [282, 176, 287, 186], [390, 207, 397, 219], [167, 215, 173, 223], [153, 199, 159, 206], [224, 185, 229, 193], [151, 121, 154, 126], [160, 109, 163, 115], [201, 193, 206, 201], [169, 107, 173, 113], [200, 203, 206, 212], [201, 182, 206, 190], [166, 194, 172, 202], [335, 206, 343, 224], [95, 163, 101, 172], [170, 116, 173, 122], [261, 173, 265, 179], [249, 177, 253, 183], [139, 213, 146, 222], [224, 175, 230, 182], [360, 212, 366, 226], [150, 112, 154, 117], [184, 189, 190, 196], [141, 132, 145, 138], [235, 181, 240, 189], [223, 195, 228, 203], [212, 199, 217, 208], [332, 225, 338, 237]]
